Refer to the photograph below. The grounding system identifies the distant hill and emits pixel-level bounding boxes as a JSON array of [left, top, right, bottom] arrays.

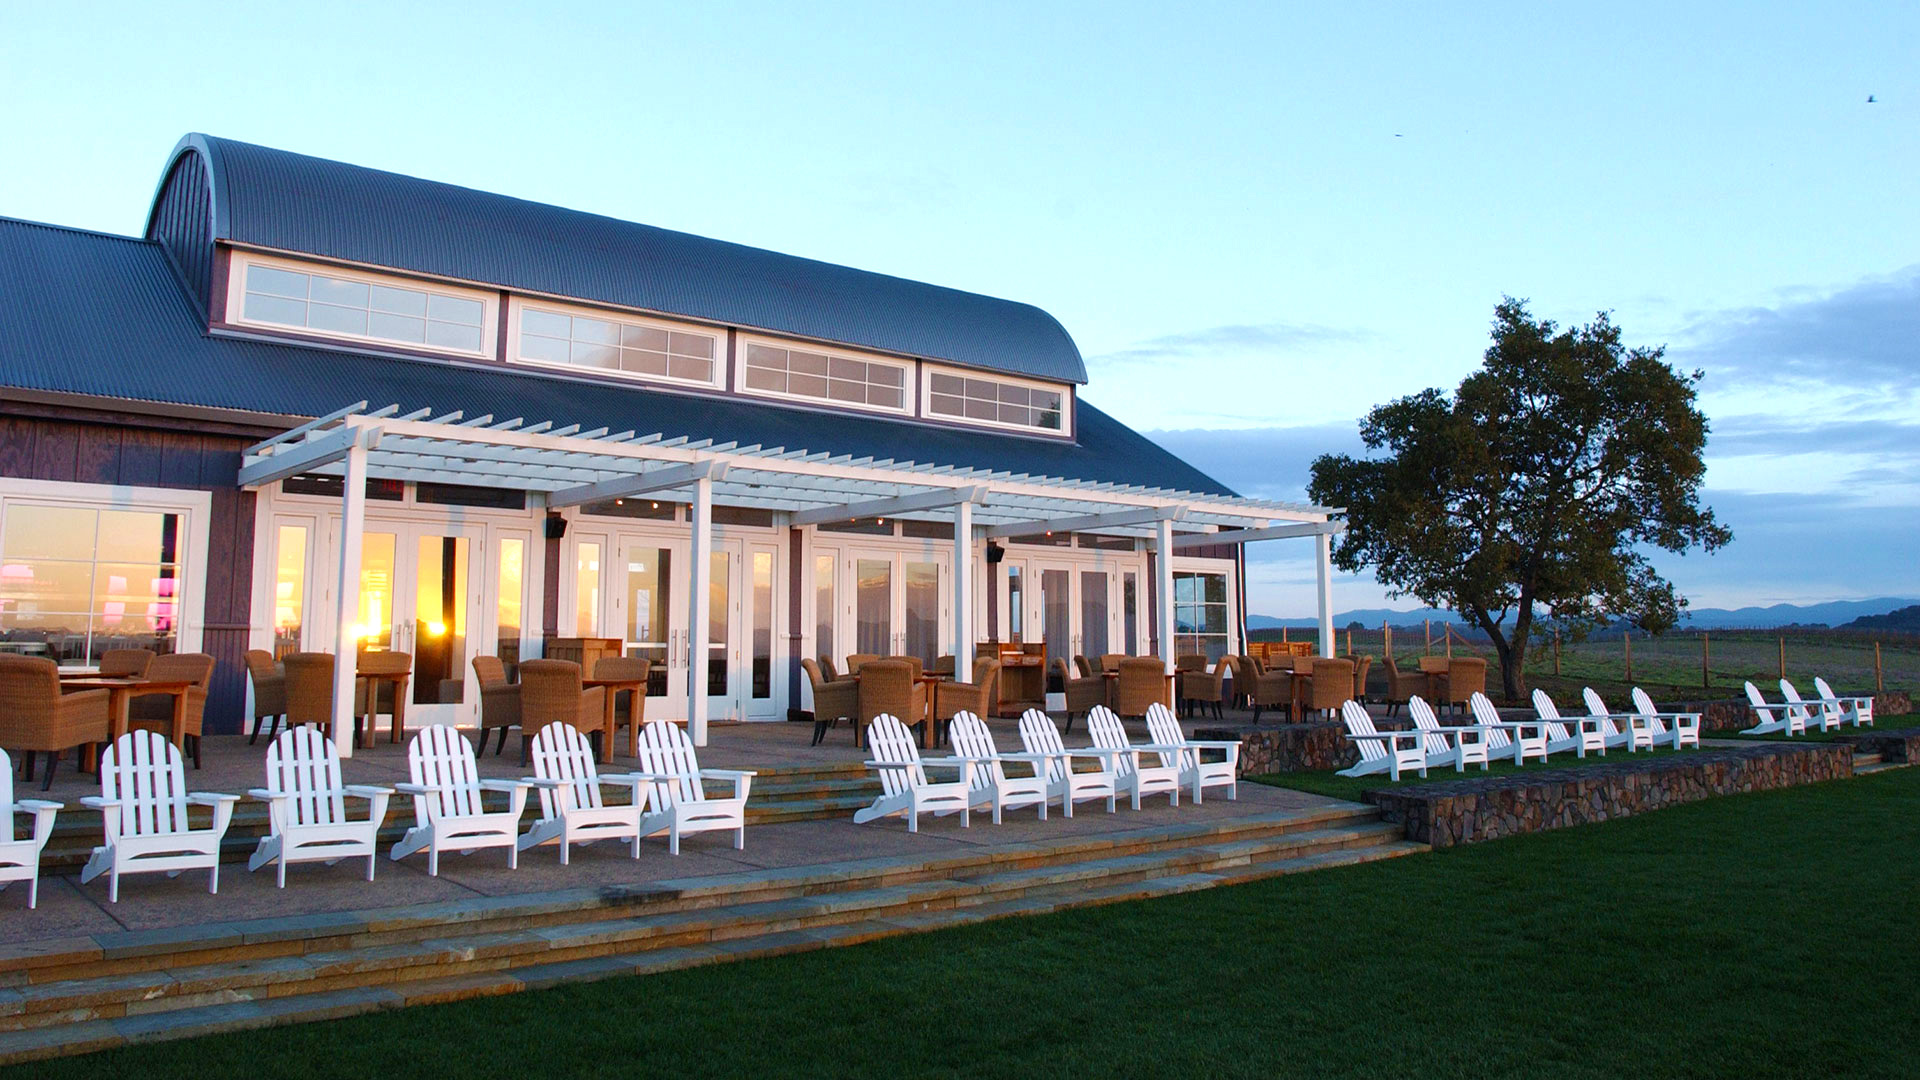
[[1841, 605, 1920, 632], [1247, 598, 1919, 632]]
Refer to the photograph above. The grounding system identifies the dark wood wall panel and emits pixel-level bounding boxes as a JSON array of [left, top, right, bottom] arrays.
[[0, 414, 256, 733]]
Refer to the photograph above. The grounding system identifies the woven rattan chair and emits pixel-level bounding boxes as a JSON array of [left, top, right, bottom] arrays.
[[471, 655, 521, 756], [818, 656, 842, 681], [97, 649, 154, 679], [518, 660, 607, 763], [1115, 657, 1169, 719], [0, 655, 110, 790], [930, 655, 957, 678], [803, 658, 860, 746], [1299, 658, 1356, 720], [128, 652, 215, 768], [1348, 655, 1374, 703], [594, 655, 651, 757], [1178, 658, 1231, 720], [244, 649, 287, 744], [1099, 654, 1127, 674], [1238, 656, 1293, 722], [1054, 657, 1106, 733], [845, 653, 881, 675], [1074, 655, 1096, 679], [282, 652, 353, 745], [933, 657, 1001, 743], [1438, 657, 1486, 715], [856, 659, 916, 748], [354, 649, 413, 745], [1381, 657, 1428, 717]]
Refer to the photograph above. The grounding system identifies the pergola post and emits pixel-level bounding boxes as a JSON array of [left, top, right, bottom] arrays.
[[1315, 530, 1335, 658], [331, 427, 368, 758], [689, 474, 712, 747], [953, 500, 974, 676], [1155, 517, 1176, 675]]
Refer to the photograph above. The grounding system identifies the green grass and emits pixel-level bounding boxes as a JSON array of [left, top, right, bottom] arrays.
[[1250, 746, 1693, 803], [1722, 723, 1919, 744], [16, 770, 1919, 1079]]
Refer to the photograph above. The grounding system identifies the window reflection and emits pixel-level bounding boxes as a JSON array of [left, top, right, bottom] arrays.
[[0, 503, 183, 665]]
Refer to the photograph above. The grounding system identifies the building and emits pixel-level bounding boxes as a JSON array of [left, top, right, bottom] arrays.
[[0, 134, 1342, 746]]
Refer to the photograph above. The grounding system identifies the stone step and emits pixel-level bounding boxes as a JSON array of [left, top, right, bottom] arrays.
[[0, 831, 1422, 1063], [1850, 751, 1884, 767]]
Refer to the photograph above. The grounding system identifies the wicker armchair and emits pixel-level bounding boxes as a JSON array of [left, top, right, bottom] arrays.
[[97, 649, 154, 678], [1099, 653, 1128, 674], [1115, 657, 1168, 719], [1381, 657, 1428, 717], [471, 655, 521, 756], [1178, 659, 1231, 720], [1348, 655, 1374, 703], [594, 655, 651, 757], [803, 658, 860, 746], [128, 652, 215, 767], [845, 653, 881, 675], [1437, 657, 1486, 715], [856, 659, 916, 748], [1054, 657, 1106, 733], [1299, 658, 1356, 719], [518, 659, 607, 762], [930, 655, 957, 677], [0, 654, 110, 790], [282, 652, 351, 744], [933, 657, 1001, 732], [244, 649, 287, 744], [1239, 655, 1294, 722], [1074, 655, 1097, 679]]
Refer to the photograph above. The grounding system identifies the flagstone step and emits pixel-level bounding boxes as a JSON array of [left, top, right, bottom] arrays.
[[0, 826, 1422, 1062]]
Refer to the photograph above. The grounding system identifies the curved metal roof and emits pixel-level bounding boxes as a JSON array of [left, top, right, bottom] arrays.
[[152, 134, 1088, 385]]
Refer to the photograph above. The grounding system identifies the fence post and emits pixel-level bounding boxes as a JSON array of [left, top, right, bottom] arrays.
[[1384, 621, 1391, 662], [1445, 625, 1453, 659], [1553, 628, 1561, 676], [1281, 626, 1288, 645], [1424, 619, 1431, 655], [1624, 627, 1633, 682], [1876, 641, 1884, 694], [1346, 627, 1353, 656], [1702, 631, 1710, 691], [1778, 636, 1785, 681]]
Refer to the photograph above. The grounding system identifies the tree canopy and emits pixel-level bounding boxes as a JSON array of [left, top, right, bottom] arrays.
[[1308, 298, 1731, 698]]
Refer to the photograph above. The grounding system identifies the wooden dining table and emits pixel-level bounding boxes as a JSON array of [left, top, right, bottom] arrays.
[[914, 674, 950, 748], [584, 675, 647, 760], [355, 668, 410, 749], [59, 677, 196, 766]]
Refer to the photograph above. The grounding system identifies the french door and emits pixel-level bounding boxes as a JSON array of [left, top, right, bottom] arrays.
[[1009, 556, 1129, 670], [820, 546, 950, 669]]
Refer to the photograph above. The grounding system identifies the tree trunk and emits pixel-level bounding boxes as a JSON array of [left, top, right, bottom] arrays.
[[1471, 605, 1531, 701]]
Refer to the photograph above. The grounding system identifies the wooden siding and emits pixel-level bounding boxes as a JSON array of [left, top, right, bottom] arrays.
[[146, 149, 214, 315], [0, 413, 255, 733]]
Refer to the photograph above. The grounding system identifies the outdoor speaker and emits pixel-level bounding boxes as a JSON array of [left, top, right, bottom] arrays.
[[544, 516, 568, 540], [985, 543, 1005, 565]]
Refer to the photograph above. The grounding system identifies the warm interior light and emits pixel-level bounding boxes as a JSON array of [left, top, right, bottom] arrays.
[[427, 620, 448, 637], [615, 498, 624, 505]]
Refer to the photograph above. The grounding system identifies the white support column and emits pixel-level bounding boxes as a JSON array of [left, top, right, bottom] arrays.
[[1155, 517, 1176, 675], [1315, 531, 1335, 658], [688, 475, 713, 747], [953, 500, 974, 676], [331, 428, 368, 758]]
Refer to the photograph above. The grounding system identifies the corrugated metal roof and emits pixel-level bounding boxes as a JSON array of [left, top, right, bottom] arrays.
[[0, 218, 1230, 497], [159, 134, 1088, 385]]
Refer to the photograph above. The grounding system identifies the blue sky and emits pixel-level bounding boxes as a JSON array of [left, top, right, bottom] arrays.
[[3, 2, 1914, 616]]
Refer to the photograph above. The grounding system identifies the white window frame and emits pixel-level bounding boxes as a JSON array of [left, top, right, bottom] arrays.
[[504, 296, 726, 391], [1169, 555, 1240, 659], [0, 477, 212, 662], [733, 334, 914, 417], [225, 251, 499, 360], [920, 363, 1074, 438]]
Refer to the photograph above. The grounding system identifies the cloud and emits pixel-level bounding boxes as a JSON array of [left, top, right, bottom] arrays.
[[1707, 415, 1920, 459], [1143, 423, 1366, 503], [1090, 322, 1370, 368], [1675, 266, 1920, 394]]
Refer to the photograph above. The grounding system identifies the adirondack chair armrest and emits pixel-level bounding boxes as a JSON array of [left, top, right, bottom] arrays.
[[479, 779, 530, 792], [1182, 740, 1244, 750], [1062, 747, 1128, 761], [1134, 743, 1186, 754], [594, 773, 652, 789], [996, 751, 1056, 763], [522, 777, 565, 789], [394, 783, 441, 795], [1347, 731, 1423, 744], [187, 793, 242, 805], [914, 757, 972, 771], [248, 787, 288, 802], [80, 796, 121, 810], [342, 785, 394, 798], [698, 769, 757, 780], [13, 799, 61, 814]]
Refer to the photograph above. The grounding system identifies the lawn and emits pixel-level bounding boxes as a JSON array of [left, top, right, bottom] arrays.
[[1249, 745, 1693, 803], [16, 770, 1917, 1080]]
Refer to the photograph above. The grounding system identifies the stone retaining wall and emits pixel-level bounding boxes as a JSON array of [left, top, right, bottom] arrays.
[[1658, 690, 1909, 733], [1834, 727, 1920, 763], [1193, 722, 1358, 775], [1368, 743, 1854, 848]]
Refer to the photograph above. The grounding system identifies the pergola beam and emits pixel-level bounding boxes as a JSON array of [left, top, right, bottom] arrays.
[[1169, 520, 1345, 549], [545, 461, 730, 509], [983, 504, 1187, 540], [238, 426, 377, 488], [788, 485, 988, 527]]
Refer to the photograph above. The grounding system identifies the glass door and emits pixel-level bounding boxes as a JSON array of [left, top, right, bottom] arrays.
[[606, 534, 746, 722], [832, 549, 949, 669], [617, 538, 678, 717], [338, 520, 486, 728]]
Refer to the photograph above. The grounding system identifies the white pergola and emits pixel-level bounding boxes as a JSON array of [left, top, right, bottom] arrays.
[[239, 402, 1344, 751]]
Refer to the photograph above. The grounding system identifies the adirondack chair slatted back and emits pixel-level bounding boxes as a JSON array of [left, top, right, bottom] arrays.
[[100, 731, 191, 838], [1631, 687, 1671, 737], [1744, 681, 1767, 709], [866, 714, 926, 797], [531, 723, 604, 818], [1814, 678, 1869, 724], [637, 721, 705, 808], [1341, 700, 1387, 768], [1145, 703, 1185, 769], [1408, 697, 1452, 759], [1086, 707, 1138, 780], [1017, 709, 1072, 786], [409, 725, 485, 819], [946, 713, 1005, 793], [1778, 680, 1821, 726], [264, 727, 347, 827], [1469, 693, 1511, 754], [1532, 689, 1572, 743], [1582, 687, 1624, 739]]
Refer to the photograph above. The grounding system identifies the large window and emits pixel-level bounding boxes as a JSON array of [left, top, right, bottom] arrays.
[[741, 340, 908, 413], [925, 369, 1067, 433], [0, 499, 195, 666], [515, 302, 720, 387], [233, 255, 490, 356], [1173, 570, 1231, 662]]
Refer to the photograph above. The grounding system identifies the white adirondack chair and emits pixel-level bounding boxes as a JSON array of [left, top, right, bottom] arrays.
[[855, 713, 976, 831], [1631, 688, 1702, 748], [1409, 695, 1488, 772], [248, 727, 393, 887], [1813, 677, 1874, 728], [1778, 681, 1841, 734], [1471, 692, 1549, 764], [391, 724, 532, 875], [633, 720, 754, 853], [1533, 689, 1606, 758], [79, 731, 239, 902], [1740, 681, 1805, 737], [1584, 687, 1656, 750], [520, 722, 652, 863], [948, 712, 1050, 823], [1145, 702, 1240, 803], [0, 748, 60, 908], [1337, 700, 1427, 781], [1086, 706, 1182, 809], [1016, 708, 1116, 816]]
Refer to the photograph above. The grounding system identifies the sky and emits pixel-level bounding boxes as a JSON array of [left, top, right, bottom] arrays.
[[2, 2, 1915, 618]]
